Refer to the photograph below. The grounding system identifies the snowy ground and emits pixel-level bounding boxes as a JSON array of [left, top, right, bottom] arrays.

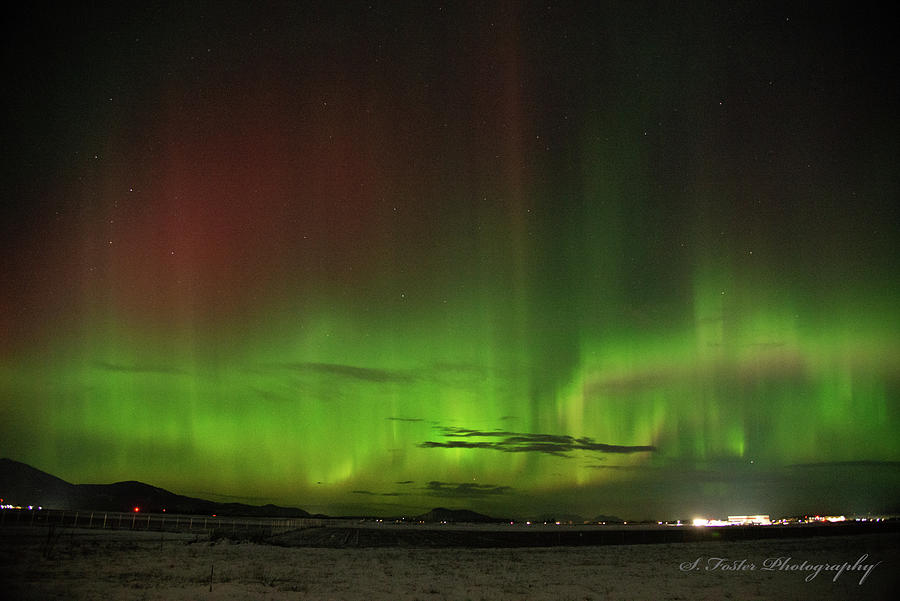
[[2, 525, 897, 600]]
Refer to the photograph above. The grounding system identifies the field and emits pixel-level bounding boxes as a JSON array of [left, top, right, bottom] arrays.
[[2, 522, 898, 600]]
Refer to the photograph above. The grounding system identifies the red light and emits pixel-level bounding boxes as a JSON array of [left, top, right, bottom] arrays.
[[133, 507, 140, 513]]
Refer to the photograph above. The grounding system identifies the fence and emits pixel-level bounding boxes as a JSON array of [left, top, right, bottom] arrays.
[[0, 507, 324, 537]]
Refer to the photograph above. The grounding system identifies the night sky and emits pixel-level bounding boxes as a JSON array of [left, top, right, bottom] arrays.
[[2, 2, 898, 520]]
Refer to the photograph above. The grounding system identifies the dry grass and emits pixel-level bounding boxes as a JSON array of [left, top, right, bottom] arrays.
[[1, 526, 897, 600]]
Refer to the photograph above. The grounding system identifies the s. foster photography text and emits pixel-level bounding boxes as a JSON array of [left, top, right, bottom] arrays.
[[678, 553, 881, 585]]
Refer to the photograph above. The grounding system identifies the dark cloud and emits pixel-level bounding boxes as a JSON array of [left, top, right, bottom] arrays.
[[254, 361, 510, 390], [582, 371, 671, 397], [439, 427, 518, 437], [420, 427, 656, 457], [93, 361, 185, 375], [267, 362, 414, 383], [351, 490, 402, 497], [424, 481, 511, 497], [395, 480, 414, 485], [419, 440, 498, 451], [581, 350, 807, 399], [573, 439, 657, 454]]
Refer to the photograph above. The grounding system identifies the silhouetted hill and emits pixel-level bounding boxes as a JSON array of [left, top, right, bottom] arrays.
[[415, 507, 499, 523], [0, 458, 310, 517], [0, 457, 75, 508], [591, 514, 625, 524]]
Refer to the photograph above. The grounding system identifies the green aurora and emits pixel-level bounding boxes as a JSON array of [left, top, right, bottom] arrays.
[[2, 2, 898, 519]]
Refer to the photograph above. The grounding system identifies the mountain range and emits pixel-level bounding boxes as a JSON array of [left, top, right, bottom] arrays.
[[0, 459, 515, 522], [0, 458, 311, 517], [1, 459, 627, 523], [413, 507, 498, 523]]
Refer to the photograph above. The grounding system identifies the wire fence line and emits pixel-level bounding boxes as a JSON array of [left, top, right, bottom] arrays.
[[0, 508, 324, 536]]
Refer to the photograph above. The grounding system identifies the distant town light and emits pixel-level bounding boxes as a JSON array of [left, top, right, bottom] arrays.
[[133, 507, 140, 513], [728, 515, 771, 525], [693, 518, 733, 527]]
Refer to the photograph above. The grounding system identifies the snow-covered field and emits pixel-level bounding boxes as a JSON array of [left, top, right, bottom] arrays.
[[2, 525, 897, 600]]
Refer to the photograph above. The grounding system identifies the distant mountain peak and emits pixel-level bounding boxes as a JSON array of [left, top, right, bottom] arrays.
[[0, 458, 309, 517], [415, 507, 498, 523]]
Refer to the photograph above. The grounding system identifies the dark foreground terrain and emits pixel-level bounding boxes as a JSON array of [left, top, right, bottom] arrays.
[[1, 524, 897, 601]]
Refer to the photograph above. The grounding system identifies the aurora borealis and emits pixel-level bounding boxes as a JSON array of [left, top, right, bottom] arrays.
[[2, 2, 898, 520]]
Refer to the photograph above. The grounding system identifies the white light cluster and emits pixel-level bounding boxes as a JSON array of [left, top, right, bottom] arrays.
[[692, 518, 733, 527]]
